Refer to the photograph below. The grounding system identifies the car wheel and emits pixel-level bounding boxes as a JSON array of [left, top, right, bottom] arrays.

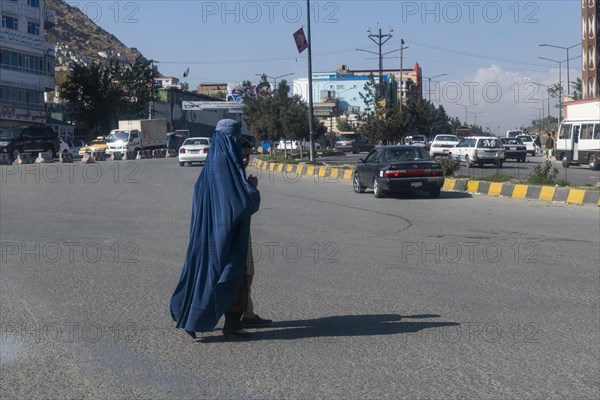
[[465, 155, 473, 168], [353, 173, 365, 193], [179, 162, 185, 167], [428, 188, 441, 198], [373, 178, 385, 198], [589, 154, 600, 170]]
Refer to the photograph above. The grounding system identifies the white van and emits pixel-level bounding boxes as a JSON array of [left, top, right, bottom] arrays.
[[506, 130, 525, 138], [556, 119, 600, 170]]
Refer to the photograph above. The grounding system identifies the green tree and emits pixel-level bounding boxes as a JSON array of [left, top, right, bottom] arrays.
[[571, 77, 582, 100], [57, 56, 158, 131], [243, 77, 322, 156]]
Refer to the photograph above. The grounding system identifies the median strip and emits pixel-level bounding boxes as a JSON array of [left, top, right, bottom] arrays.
[[251, 159, 600, 206]]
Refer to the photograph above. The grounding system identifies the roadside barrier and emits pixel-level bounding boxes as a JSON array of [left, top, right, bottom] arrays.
[[80, 152, 95, 163], [122, 151, 134, 160], [13, 153, 32, 165], [165, 149, 177, 158], [59, 152, 74, 163], [35, 151, 53, 163], [136, 149, 152, 159], [92, 150, 106, 161], [109, 152, 123, 161], [152, 149, 166, 158], [252, 159, 600, 207], [0, 154, 11, 165]]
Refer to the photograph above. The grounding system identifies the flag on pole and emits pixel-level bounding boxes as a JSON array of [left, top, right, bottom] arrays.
[[183, 67, 190, 78], [293, 27, 308, 54]]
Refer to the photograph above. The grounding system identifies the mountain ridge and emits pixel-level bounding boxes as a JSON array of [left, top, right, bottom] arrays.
[[45, 0, 145, 65]]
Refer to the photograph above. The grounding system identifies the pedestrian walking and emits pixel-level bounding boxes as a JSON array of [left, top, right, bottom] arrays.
[[169, 119, 261, 339], [545, 132, 555, 160]]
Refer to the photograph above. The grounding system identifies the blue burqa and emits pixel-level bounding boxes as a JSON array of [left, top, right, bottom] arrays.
[[169, 119, 261, 332]]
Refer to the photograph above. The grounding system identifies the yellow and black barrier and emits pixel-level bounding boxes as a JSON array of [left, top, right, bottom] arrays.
[[252, 159, 599, 206]]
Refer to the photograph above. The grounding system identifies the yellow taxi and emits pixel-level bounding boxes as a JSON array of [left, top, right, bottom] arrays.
[[78, 136, 108, 156]]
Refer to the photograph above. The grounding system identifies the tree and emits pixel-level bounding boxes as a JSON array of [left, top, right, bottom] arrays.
[[243, 77, 321, 156], [57, 56, 158, 132], [571, 77, 582, 100]]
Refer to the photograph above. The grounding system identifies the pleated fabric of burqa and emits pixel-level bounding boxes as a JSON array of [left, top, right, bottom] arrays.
[[169, 119, 261, 333]]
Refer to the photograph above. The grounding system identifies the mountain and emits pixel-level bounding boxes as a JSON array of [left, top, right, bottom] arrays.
[[45, 0, 144, 65]]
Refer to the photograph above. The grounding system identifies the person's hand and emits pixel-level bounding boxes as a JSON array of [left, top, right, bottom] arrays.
[[248, 175, 258, 187]]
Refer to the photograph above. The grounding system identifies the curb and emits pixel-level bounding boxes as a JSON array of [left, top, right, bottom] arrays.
[[251, 159, 600, 207]]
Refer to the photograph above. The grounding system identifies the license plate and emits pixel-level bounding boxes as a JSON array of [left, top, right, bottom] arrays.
[[442, 149, 449, 154], [411, 182, 422, 188], [189, 150, 199, 154], [509, 147, 516, 150]]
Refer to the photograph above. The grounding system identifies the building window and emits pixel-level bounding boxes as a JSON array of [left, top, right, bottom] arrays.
[[27, 0, 40, 7], [2, 15, 19, 30], [27, 21, 40, 35]]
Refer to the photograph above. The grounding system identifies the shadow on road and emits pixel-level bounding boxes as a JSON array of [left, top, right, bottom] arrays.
[[363, 191, 473, 200], [198, 313, 460, 343]]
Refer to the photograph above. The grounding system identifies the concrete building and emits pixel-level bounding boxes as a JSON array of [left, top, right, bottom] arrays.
[[0, 0, 55, 126], [346, 63, 423, 104], [155, 76, 189, 91]]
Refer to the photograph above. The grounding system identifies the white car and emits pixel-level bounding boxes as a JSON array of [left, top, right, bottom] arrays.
[[179, 137, 211, 166], [449, 136, 505, 168], [277, 140, 321, 150], [404, 135, 428, 147], [516, 135, 537, 156], [69, 140, 88, 158], [429, 134, 460, 158]]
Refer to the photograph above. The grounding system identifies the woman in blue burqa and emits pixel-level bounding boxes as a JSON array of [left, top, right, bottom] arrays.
[[169, 119, 260, 338]]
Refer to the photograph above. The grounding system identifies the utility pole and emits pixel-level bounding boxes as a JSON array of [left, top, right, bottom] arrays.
[[307, 0, 315, 162], [399, 39, 408, 114], [368, 28, 393, 99], [357, 27, 393, 101]]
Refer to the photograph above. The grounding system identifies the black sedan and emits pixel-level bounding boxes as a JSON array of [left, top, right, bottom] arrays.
[[499, 138, 527, 162], [353, 146, 445, 198]]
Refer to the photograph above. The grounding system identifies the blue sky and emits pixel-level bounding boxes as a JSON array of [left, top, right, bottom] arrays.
[[69, 0, 582, 134]]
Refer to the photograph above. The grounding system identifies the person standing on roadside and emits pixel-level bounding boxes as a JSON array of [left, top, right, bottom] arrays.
[[545, 131, 555, 160]]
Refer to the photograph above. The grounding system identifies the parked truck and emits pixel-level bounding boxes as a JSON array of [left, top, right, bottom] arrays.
[[105, 118, 168, 155]]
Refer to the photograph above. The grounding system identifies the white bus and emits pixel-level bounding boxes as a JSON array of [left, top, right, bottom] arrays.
[[556, 119, 600, 170]]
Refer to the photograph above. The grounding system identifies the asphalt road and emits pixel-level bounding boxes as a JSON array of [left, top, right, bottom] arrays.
[[1, 159, 599, 399], [319, 152, 600, 186]]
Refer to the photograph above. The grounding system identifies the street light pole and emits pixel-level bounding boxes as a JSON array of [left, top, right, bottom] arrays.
[[538, 54, 582, 123], [540, 43, 580, 95], [422, 73, 447, 102], [255, 73, 295, 92], [468, 111, 484, 127], [457, 103, 477, 124]]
